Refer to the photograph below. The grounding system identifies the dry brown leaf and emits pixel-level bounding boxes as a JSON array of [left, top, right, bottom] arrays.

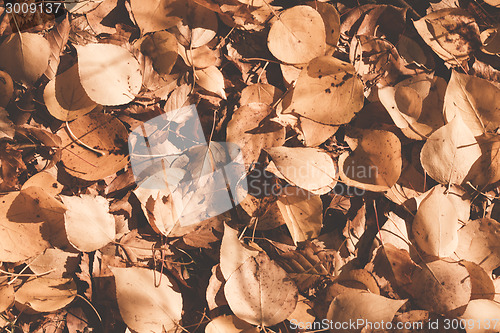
[[305, 2, 340, 47], [276, 188, 323, 245], [140, 31, 178, 77], [195, 65, 226, 99], [412, 186, 461, 257], [0, 32, 50, 84], [443, 71, 500, 136], [111, 266, 183, 333], [338, 128, 402, 192], [340, 4, 406, 45], [240, 83, 283, 106], [220, 224, 260, 280], [205, 315, 258, 333], [30, 248, 80, 279], [481, 25, 500, 55], [413, 8, 480, 66], [461, 299, 500, 333], [420, 116, 481, 185], [454, 218, 500, 274], [378, 74, 446, 140], [130, 0, 183, 34], [206, 264, 227, 311], [44, 64, 98, 122], [0, 191, 50, 262], [267, 6, 326, 64], [21, 171, 62, 196], [284, 56, 364, 125], [76, 43, 142, 106], [15, 277, 77, 313], [43, 15, 70, 81], [57, 111, 129, 181], [484, 0, 500, 6], [0, 284, 14, 313], [295, 117, 339, 147], [227, 103, 285, 166], [178, 44, 218, 69], [265, 146, 337, 195], [61, 195, 115, 252], [0, 71, 13, 108], [173, 0, 218, 48], [411, 260, 471, 315], [0, 107, 14, 140], [326, 290, 407, 332], [224, 251, 298, 327], [461, 261, 495, 300], [350, 35, 408, 87]]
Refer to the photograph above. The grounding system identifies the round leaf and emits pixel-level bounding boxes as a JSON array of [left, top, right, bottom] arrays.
[[265, 146, 337, 195], [412, 186, 461, 257], [44, 64, 98, 121], [338, 128, 402, 192], [0, 33, 50, 84], [61, 195, 115, 252], [57, 111, 129, 181], [227, 103, 285, 166], [420, 116, 481, 185], [327, 291, 407, 331], [111, 267, 183, 333], [267, 6, 326, 64], [411, 260, 471, 315], [76, 43, 142, 106], [15, 278, 77, 313], [284, 56, 364, 125], [224, 252, 298, 327]]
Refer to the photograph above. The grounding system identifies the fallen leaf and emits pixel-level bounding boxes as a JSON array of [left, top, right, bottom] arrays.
[[205, 315, 258, 333], [276, 188, 323, 245], [412, 186, 461, 257], [111, 266, 183, 333], [76, 43, 142, 106], [57, 111, 129, 181], [220, 224, 260, 280], [378, 74, 446, 140], [130, 0, 183, 34], [461, 299, 500, 333], [327, 290, 407, 332], [420, 115, 481, 185], [15, 277, 77, 313], [140, 31, 178, 77], [284, 56, 364, 125], [224, 251, 298, 327], [0, 191, 50, 262], [443, 70, 500, 136], [227, 103, 285, 166], [195, 65, 226, 99], [454, 218, 500, 274], [43, 15, 70, 81], [266, 146, 337, 195], [0, 32, 50, 84], [174, 0, 218, 48], [267, 6, 326, 64], [413, 8, 480, 66], [338, 127, 402, 191], [61, 195, 115, 252], [411, 260, 471, 315], [44, 64, 98, 121], [30, 248, 80, 279]]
